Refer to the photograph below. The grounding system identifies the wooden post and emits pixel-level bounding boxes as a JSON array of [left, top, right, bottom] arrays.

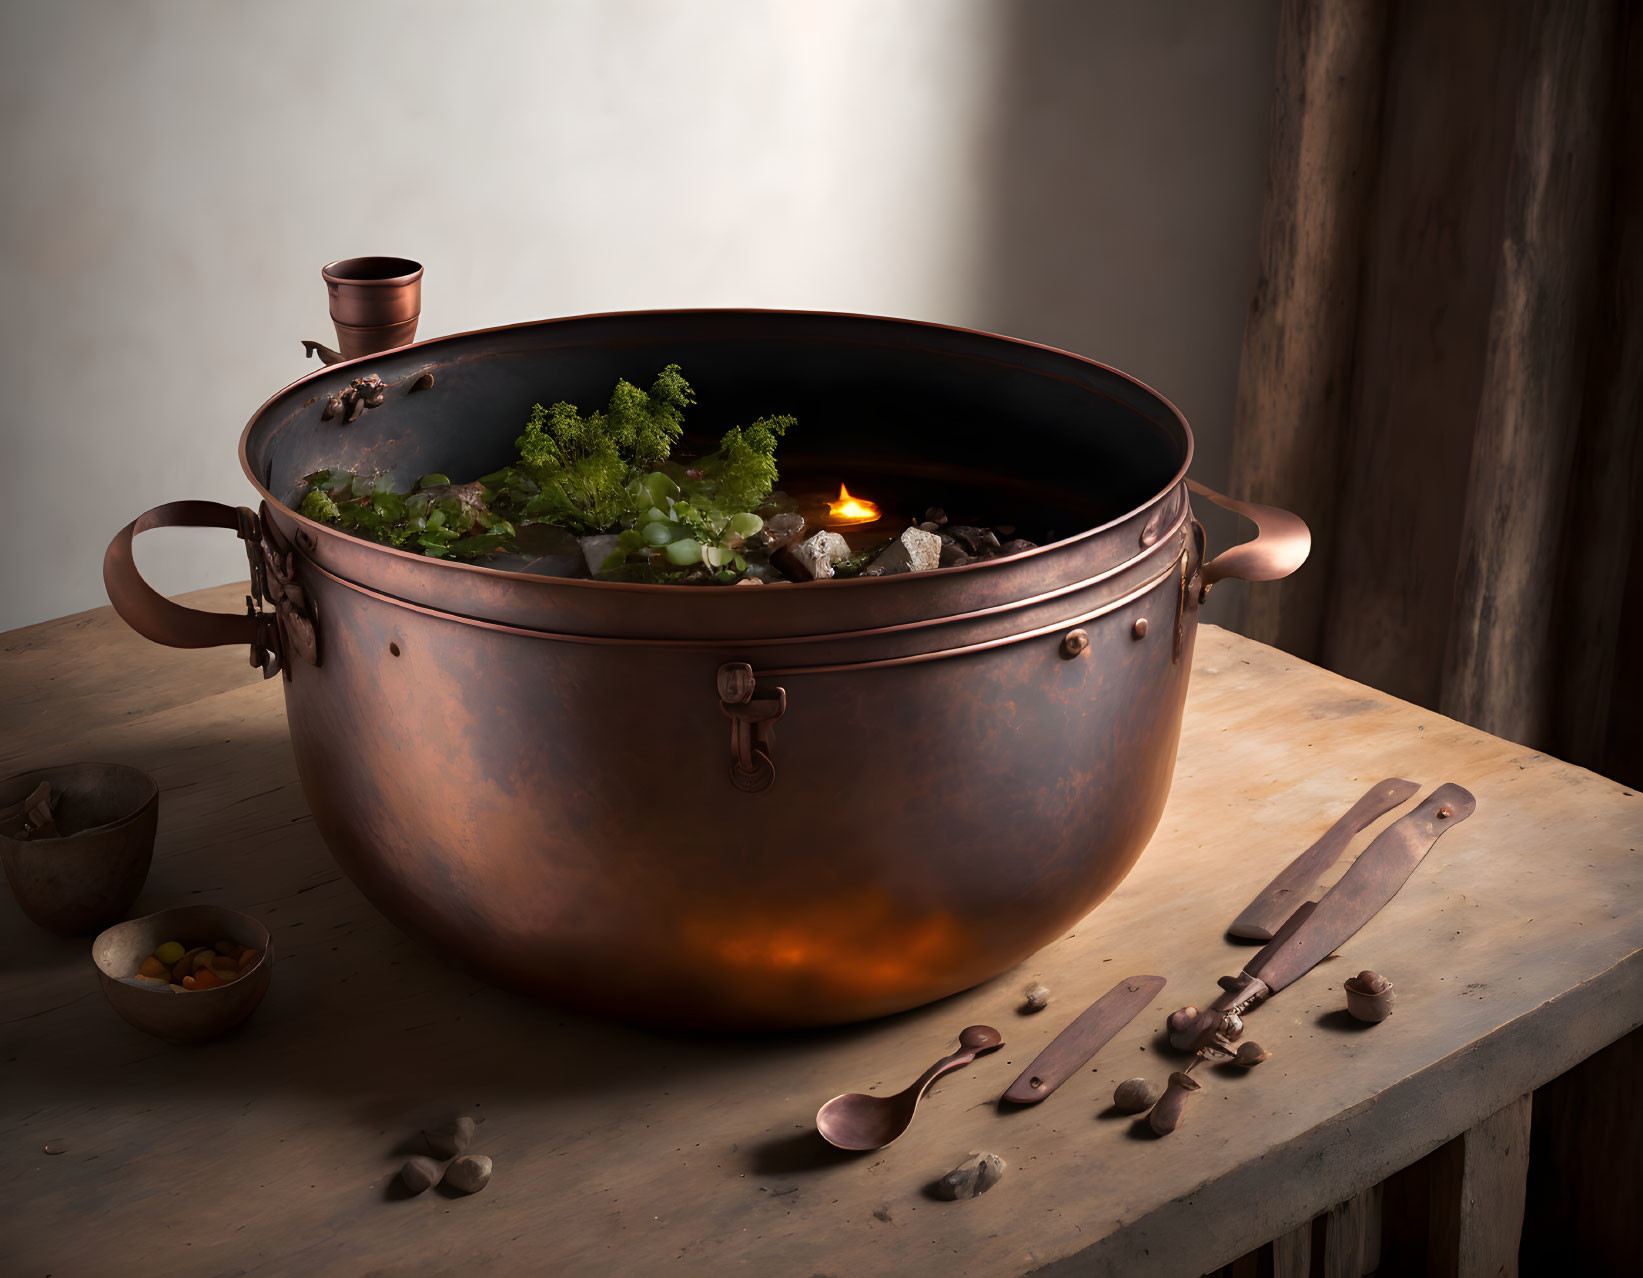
[[1270, 1224, 1311, 1278], [1318, 1183, 1381, 1277], [1424, 1094, 1534, 1278], [1519, 1027, 1643, 1273]]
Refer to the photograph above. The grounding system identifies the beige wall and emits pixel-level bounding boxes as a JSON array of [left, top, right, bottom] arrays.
[[0, 0, 1277, 631]]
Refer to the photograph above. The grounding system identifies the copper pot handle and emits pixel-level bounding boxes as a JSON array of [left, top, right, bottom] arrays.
[[1186, 480, 1311, 591], [103, 501, 279, 674]]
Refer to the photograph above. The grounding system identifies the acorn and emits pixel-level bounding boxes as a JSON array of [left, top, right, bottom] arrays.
[[1113, 1077, 1162, 1113], [1233, 1041, 1270, 1068], [1021, 981, 1051, 1014], [1344, 970, 1395, 1022]]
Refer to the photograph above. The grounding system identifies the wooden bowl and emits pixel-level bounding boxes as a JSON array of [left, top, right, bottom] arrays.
[[93, 905, 274, 1043], [1, 763, 158, 934]]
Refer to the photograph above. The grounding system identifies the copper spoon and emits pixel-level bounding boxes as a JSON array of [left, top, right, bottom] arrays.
[[815, 1024, 1004, 1150]]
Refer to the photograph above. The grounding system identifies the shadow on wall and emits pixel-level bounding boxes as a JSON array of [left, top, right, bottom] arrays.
[[972, 0, 1281, 626]]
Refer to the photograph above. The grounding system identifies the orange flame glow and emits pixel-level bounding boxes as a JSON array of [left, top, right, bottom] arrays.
[[827, 483, 881, 525]]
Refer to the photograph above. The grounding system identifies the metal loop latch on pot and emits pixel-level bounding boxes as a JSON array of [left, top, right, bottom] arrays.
[[718, 663, 785, 793], [256, 503, 320, 670]]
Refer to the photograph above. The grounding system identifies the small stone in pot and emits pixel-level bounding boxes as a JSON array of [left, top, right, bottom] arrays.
[[932, 1151, 1005, 1201], [1021, 981, 1050, 1013], [577, 534, 624, 578], [1113, 1077, 1162, 1113], [862, 526, 941, 577], [945, 525, 1001, 558], [758, 512, 806, 553], [424, 1115, 475, 1159], [774, 530, 850, 581], [443, 1153, 492, 1195], [400, 1156, 442, 1195]]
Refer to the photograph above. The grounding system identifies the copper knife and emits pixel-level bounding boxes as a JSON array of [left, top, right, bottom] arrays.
[[1151, 783, 1477, 1135], [1002, 974, 1166, 1104], [1228, 778, 1420, 940]]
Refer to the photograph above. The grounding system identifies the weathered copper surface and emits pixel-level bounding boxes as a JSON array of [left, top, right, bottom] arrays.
[[102, 310, 1310, 1027], [0, 762, 157, 935]]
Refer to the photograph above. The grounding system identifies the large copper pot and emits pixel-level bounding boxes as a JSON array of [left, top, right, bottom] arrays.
[[103, 311, 1307, 1028]]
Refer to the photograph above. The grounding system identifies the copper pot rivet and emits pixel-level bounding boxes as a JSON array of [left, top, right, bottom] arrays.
[[389, 643, 401, 657], [1061, 629, 1090, 659], [1132, 618, 1148, 639], [1437, 806, 1452, 819]]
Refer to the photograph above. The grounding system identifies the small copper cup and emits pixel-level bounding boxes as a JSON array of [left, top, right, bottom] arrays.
[[321, 256, 423, 360]]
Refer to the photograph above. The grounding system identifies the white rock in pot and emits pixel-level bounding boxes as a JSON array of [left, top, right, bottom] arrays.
[[578, 534, 623, 577], [779, 530, 852, 581], [865, 526, 942, 577]]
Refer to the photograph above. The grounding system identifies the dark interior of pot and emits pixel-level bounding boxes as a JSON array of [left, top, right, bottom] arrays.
[[248, 312, 1192, 553]]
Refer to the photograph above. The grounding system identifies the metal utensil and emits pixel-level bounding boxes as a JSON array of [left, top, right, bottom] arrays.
[[816, 1024, 1004, 1150], [1151, 784, 1476, 1135], [1002, 975, 1166, 1104], [1228, 778, 1420, 940]]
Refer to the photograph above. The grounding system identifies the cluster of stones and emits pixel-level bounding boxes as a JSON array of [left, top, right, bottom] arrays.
[[398, 1116, 493, 1197], [764, 506, 1039, 584], [513, 505, 1039, 585]]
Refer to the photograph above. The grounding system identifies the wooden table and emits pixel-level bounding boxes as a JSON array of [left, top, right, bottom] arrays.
[[3, 586, 1639, 1277]]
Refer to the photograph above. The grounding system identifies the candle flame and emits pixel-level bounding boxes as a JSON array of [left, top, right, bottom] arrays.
[[827, 483, 881, 525]]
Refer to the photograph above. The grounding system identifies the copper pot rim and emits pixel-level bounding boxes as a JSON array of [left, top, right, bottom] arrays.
[[238, 307, 1196, 599], [320, 256, 424, 287], [299, 520, 1188, 655], [0, 762, 159, 841]]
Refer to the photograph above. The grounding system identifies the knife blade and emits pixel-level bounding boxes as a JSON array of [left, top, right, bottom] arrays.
[[1250, 783, 1476, 993], [1229, 778, 1420, 940], [1001, 974, 1166, 1104], [1243, 899, 1316, 981], [1148, 783, 1477, 1137]]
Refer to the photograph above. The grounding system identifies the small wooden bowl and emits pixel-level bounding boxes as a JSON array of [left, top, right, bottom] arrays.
[[0, 763, 158, 934], [93, 905, 274, 1043]]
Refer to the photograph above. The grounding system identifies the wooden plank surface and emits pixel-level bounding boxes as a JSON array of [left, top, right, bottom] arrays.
[[1425, 1094, 1532, 1278], [1, 599, 1639, 1278]]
